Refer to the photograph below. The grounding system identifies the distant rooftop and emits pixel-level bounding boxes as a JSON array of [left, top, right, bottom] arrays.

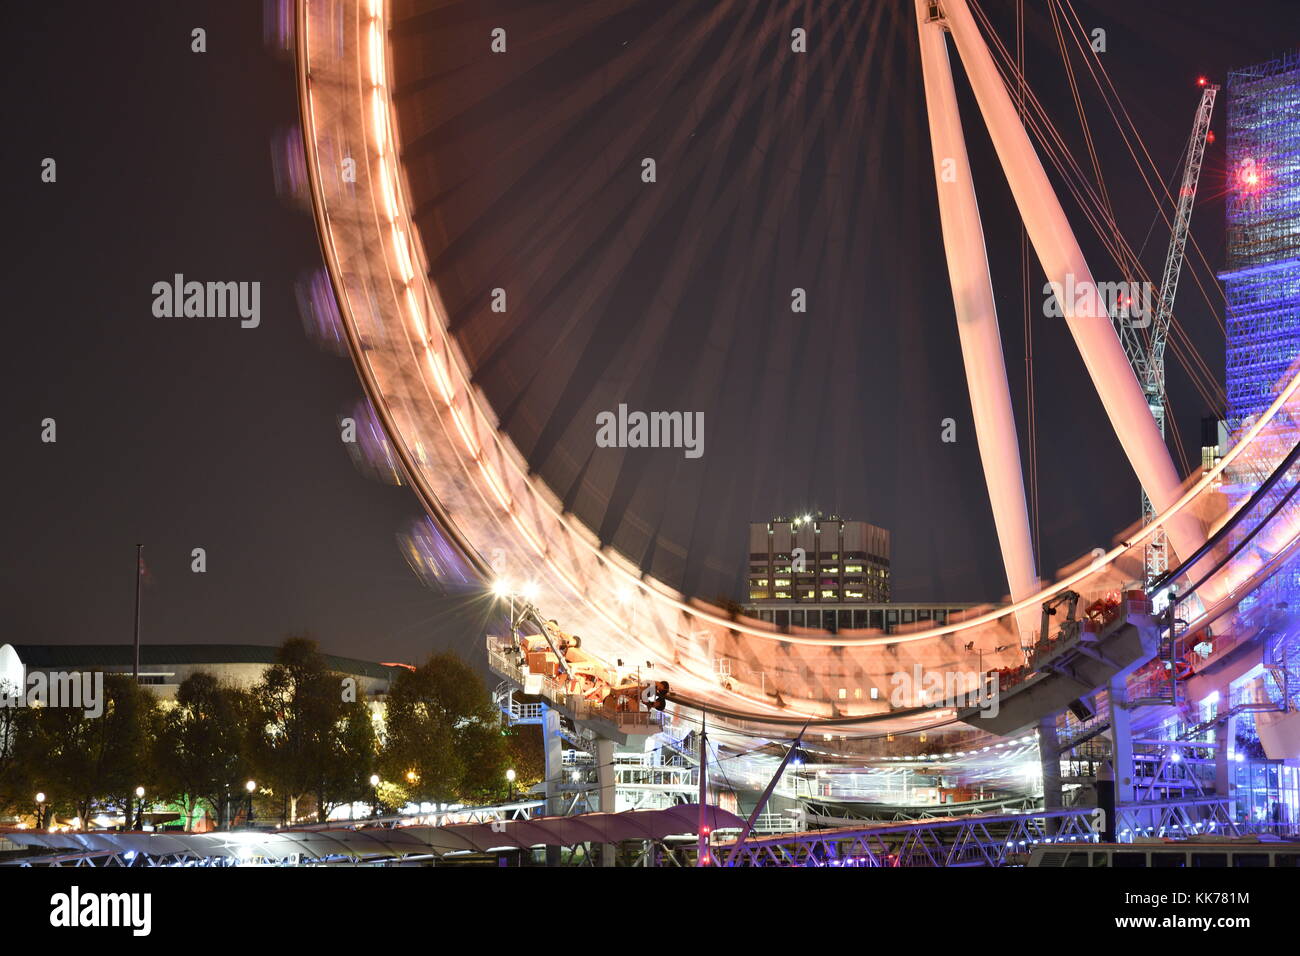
[[7, 644, 402, 681]]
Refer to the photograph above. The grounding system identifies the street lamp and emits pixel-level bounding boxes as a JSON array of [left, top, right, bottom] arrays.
[[35, 792, 45, 829], [245, 780, 256, 827], [505, 767, 517, 801], [369, 774, 381, 818], [134, 786, 145, 829]]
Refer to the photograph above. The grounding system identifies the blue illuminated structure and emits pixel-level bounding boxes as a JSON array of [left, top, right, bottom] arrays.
[[1223, 51, 1300, 435], [1218, 52, 1300, 809], [1222, 53, 1300, 606]]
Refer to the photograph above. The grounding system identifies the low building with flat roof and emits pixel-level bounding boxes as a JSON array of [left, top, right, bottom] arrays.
[[2, 643, 402, 701]]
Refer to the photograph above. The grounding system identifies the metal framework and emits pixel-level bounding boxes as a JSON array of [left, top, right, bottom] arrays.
[[1224, 51, 1300, 434], [1134, 84, 1218, 584], [1117, 796, 1248, 840], [715, 808, 1098, 867], [1223, 52, 1300, 605]]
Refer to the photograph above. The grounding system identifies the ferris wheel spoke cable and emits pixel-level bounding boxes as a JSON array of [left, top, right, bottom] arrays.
[[1053, 0, 1227, 333], [970, 0, 1225, 421]]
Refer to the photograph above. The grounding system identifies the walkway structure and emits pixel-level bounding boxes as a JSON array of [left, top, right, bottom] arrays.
[[0, 805, 746, 868], [717, 808, 1099, 867]]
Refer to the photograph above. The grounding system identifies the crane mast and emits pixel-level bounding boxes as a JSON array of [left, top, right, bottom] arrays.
[[1133, 82, 1218, 586]]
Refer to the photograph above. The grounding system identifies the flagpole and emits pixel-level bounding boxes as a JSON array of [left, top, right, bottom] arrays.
[[133, 543, 143, 682]]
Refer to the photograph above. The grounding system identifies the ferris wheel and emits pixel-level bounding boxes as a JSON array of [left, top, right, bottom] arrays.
[[289, 0, 1300, 736]]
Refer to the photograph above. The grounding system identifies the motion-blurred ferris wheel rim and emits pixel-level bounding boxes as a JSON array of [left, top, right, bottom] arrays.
[[293, 0, 1300, 728]]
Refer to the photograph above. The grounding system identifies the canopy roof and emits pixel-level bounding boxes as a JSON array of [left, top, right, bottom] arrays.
[[2, 805, 744, 864]]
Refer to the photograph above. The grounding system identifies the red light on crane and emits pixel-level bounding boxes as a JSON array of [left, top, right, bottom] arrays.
[[1207, 130, 1216, 144], [1197, 76, 1208, 87]]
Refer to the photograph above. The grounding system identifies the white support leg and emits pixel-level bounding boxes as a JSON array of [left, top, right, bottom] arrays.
[[596, 736, 616, 866], [542, 704, 563, 865], [915, 0, 1038, 619], [938, 0, 1205, 572]]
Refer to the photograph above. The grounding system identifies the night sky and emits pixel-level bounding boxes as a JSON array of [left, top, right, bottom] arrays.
[[2, 1, 1295, 664]]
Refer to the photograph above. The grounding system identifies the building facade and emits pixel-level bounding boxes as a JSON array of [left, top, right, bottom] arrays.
[[3, 644, 399, 702], [741, 513, 976, 633]]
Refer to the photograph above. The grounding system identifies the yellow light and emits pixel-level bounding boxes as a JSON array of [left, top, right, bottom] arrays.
[[450, 405, 479, 457], [405, 286, 426, 339], [391, 224, 415, 283], [368, 21, 384, 88], [426, 349, 454, 403], [378, 156, 398, 221], [370, 88, 387, 149]]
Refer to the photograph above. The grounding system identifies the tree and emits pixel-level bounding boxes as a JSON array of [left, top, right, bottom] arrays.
[[313, 698, 376, 823], [379, 651, 507, 806], [502, 723, 545, 793], [153, 672, 251, 830], [0, 676, 34, 819], [10, 675, 159, 828], [249, 635, 374, 824]]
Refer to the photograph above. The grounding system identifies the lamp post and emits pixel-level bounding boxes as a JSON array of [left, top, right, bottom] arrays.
[[505, 767, 516, 802], [245, 780, 256, 828], [369, 774, 380, 818], [35, 792, 45, 829], [134, 786, 145, 829]]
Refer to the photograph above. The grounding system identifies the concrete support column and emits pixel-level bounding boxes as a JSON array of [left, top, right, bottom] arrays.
[[541, 704, 563, 866], [1108, 678, 1136, 835], [1038, 714, 1062, 835], [596, 737, 616, 867], [1214, 687, 1238, 829]]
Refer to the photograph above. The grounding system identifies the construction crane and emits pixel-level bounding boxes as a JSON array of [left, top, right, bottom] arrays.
[[1115, 81, 1219, 587]]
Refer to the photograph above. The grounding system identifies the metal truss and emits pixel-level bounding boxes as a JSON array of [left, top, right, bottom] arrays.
[[716, 808, 1097, 867], [14, 850, 239, 868], [802, 794, 1040, 825], [1117, 796, 1246, 840]]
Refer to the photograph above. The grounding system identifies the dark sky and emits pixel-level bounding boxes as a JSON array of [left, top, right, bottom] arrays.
[[2, 1, 1295, 662]]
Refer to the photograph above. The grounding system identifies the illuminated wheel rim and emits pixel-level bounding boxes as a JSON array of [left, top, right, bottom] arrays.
[[296, 0, 1300, 734]]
